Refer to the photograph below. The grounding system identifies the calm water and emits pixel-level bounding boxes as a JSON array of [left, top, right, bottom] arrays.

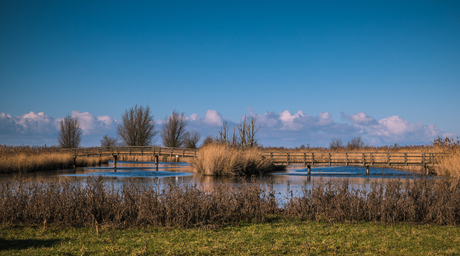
[[1, 161, 423, 199]]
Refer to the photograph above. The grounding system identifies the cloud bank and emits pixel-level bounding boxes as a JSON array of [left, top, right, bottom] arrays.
[[0, 110, 452, 147]]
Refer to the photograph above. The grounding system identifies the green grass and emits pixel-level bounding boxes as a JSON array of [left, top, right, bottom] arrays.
[[1, 220, 459, 255]]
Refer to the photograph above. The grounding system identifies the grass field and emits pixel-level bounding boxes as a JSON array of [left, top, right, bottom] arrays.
[[1, 220, 459, 255]]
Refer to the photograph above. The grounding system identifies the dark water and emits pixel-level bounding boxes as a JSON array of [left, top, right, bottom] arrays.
[[1, 161, 423, 200]]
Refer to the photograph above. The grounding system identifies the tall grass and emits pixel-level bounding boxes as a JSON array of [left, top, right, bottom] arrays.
[[192, 144, 275, 176], [0, 145, 109, 173], [1, 176, 460, 227]]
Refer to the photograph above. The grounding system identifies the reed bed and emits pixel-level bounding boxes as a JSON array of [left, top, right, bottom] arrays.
[[192, 144, 276, 176], [1, 176, 460, 228], [0, 145, 109, 173]]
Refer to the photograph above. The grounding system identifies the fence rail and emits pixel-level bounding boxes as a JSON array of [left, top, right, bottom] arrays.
[[66, 147, 447, 174], [62, 146, 197, 158]]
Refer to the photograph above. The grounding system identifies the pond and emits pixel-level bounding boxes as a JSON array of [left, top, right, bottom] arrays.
[[1, 161, 424, 199]]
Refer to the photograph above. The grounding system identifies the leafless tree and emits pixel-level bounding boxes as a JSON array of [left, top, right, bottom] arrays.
[[161, 110, 187, 147], [58, 115, 82, 148], [329, 138, 343, 150], [202, 135, 215, 147], [347, 137, 365, 150], [117, 105, 157, 146], [237, 115, 260, 149], [216, 121, 237, 147], [101, 135, 117, 147], [183, 131, 201, 149]]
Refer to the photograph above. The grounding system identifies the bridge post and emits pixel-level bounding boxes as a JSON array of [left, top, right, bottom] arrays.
[[362, 153, 365, 166], [307, 165, 311, 175], [366, 166, 369, 175], [170, 148, 173, 157], [311, 153, 315, 165], [329, 153, 331, 166], [182, 149, 185, 158], [387, 153, 390, 166], [113, 154, 117, 169], [155, 154, 159, 171], [422, 153, 426, 174], [303, 153, 306, 165], [345, 153, 348, 166], [370, 153, 374, 166], [287, 153, 290, 165]]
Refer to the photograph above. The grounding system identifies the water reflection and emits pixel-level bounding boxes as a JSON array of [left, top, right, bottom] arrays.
[[0, 161, 427, 201]]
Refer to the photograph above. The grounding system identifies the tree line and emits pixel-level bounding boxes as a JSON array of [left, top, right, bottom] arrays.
[[58, 105, 200, 149]]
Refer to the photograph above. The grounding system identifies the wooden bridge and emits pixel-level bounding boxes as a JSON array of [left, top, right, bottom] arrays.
[[64, 146, 197, 168], [260, 151, 444, 174], [66, 146, 445, 174]]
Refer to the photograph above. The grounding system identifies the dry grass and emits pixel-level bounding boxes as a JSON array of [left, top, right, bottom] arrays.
[[192, 144, 275, 176], [0, 145, 109, 173], [436, 152, 460, 178], [1, 176, 460, 228]]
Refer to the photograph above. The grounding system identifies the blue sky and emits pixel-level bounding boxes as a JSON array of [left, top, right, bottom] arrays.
[[1, 1, 459, 147]]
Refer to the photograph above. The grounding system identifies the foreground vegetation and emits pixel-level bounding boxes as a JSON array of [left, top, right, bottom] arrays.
[[0, 145, 110, 174], [1, 220, 459, 255], [2, 176, 460, 228]]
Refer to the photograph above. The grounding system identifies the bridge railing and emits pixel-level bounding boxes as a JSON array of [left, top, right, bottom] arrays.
[[61, 146, 198, 158], [260, 152, 447, 166]]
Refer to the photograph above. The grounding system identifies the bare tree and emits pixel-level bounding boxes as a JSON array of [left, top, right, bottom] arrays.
[[101, 135, 117, 147], [329, 138, 343, 150], [237, 115, 260, 149], [216, 121, 237, 147], [183, 131, 201, 149], [347, 137, 365, 150], [58, 115, 82, 148], [202, 135, 215, 146], [161, 110, 187, 147], [117, 105, 157, 146]]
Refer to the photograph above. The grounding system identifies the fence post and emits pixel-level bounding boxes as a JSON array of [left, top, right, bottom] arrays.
[[387, 153, 390, 166], [312, 153, 315, 165], [304, 153, 306, 165], [362, 153, 365, 166], [404, 153, 407, 166], [345, 153, 348, 166], [270, 152, 273, 162], [370, 153, 374, 166], [329, 153, 331, 166], [287, 153, 290, 165]]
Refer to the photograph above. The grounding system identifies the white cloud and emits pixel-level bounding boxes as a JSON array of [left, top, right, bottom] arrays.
[[0, 109, 454, 147], [202, 110, 223, 126], [0, 111, 119, 146]]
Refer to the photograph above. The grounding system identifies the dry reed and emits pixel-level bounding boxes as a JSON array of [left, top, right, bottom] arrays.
[[0, 145, 109, 173], [1, 176, 460, 228], [192, 144, 275, 176]]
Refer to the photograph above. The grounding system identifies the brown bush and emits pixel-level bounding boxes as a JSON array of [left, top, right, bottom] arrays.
[[192, 144, 275, 176], [1, 176, 460, 228]]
